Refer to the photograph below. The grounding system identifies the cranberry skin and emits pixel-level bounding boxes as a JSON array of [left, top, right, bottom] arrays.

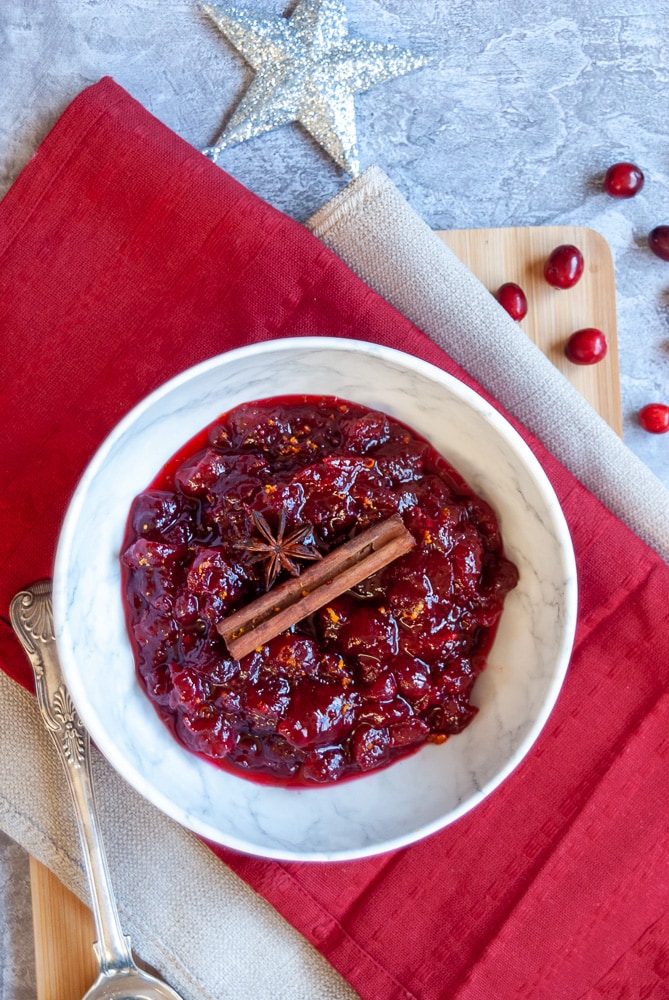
[[352, 726, 390, 771], [496, 282, 528, 321], [565, 328, 608, 365], [604, 162, 644, 199], [648, 226, 669, 262], [544, 245, 584, 289], [302, 747, 347, 783], [638, 403, 669, 434]]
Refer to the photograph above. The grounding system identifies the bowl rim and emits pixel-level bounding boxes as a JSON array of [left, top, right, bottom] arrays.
[[53, 336, 578, 861]]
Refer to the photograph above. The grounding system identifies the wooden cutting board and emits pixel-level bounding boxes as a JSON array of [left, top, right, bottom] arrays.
[[28, 224, 621, 999], [29, 857, 98, 997], [438, 225, 622, 435]]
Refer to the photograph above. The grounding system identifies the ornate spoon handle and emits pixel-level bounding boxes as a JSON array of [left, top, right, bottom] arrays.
[[9, 580, 135, 974]]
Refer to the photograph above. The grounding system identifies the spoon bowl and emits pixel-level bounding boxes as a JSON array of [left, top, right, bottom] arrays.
[[83, 965, 183, 1000]]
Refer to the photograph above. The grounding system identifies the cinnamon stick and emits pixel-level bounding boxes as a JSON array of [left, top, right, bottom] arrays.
[[217, 514, 415, 660]]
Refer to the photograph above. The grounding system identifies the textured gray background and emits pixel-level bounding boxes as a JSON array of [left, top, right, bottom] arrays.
[[1, 1, 668, 995], [3, 1, 668, 480]]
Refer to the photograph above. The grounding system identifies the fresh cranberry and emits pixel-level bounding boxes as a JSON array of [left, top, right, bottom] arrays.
[[638, 403, 669, 434], [604, 162, 644, 198], [544, 245, 584, 289], [648, 226, 669, 262], [496, 282, 528, 321], [565, 328, 608, 365]]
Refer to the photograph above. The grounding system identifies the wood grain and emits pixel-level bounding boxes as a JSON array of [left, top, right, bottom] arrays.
[[29, 856, 98, 1000], [437, 225, 622, 435], [28, 224, 622, 995]]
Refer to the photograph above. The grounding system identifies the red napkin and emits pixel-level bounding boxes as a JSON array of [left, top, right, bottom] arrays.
[[2, 78, 669, 1000]]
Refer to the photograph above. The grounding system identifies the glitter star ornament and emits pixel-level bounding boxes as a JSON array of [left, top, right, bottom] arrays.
[[201, 0, 430, 175]]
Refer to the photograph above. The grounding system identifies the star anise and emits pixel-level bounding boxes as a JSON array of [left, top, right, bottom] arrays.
[[234, 509, 322, 590]]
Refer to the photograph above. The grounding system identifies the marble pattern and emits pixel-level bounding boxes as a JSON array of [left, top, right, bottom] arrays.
[[1, 0, 667, 989], [53, 338, 577, 860]]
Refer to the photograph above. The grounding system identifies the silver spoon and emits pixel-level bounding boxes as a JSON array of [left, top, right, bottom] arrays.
[[10, 580, 185, 1000]]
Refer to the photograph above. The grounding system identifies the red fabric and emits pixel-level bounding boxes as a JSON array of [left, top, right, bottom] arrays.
[[2, 78, 668, 999]]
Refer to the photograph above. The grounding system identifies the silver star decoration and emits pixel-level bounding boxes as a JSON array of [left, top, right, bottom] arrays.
[[201, 0, 431, 175]]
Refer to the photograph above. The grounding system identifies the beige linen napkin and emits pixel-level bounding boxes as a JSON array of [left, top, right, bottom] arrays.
[[2, 165, 669, 1000], [308, 166, 669, 565], [0, 677, 357, 1000]]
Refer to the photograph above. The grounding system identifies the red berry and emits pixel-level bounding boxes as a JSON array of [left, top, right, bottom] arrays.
[[604, 162, 644, 198], [496, 282, 528, 321], [648, 226, 669, 262], [638, 403, 669, 434], [545, 245, 584, 289], [565, 328, 608, 365]]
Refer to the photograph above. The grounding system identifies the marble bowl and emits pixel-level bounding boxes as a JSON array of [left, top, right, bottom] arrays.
[[53, 338, 577, 861]]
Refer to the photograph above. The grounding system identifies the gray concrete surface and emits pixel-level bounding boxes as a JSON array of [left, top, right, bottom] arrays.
[[1, 2, 668, 995]]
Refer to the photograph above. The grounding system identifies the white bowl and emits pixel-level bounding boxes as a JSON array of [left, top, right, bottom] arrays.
[[53, 338, 577, 862]]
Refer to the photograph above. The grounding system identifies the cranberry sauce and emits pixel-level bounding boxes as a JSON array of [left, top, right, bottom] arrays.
[[121, 396, 518, 785]]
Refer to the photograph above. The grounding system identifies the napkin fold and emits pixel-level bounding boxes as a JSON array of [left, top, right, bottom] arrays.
[[1, 78, 669, 1000], [308, 169, 669, 564]]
